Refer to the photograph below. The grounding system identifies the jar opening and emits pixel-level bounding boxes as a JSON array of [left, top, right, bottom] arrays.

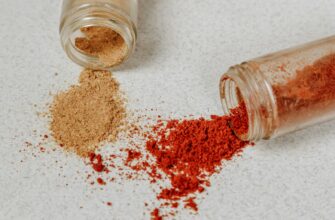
[[220, 76, 250, 140], [220, 64, 277, 141], [60, 4, 137, 69], [220, 76, 243, 114]]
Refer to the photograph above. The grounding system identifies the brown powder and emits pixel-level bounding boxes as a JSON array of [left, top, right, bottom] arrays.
[[75, 26, 128, 67], [50, 69, 126, 157]]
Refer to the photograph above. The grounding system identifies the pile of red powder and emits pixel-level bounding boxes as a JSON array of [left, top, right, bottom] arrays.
[[147, 112, 249, 200], [86, 103, 250, 219], [145, 104, 249, 219]]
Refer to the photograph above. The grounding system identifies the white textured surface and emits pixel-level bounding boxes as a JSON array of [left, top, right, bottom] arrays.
[[1, 0, 335, 219]]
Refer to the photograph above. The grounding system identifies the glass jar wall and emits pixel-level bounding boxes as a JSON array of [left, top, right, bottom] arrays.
[[220, 36, 335, 141]]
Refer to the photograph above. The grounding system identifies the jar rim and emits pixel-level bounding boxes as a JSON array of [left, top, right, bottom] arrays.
[[220, 63, 277, 141], [60, 3, 137, 69]]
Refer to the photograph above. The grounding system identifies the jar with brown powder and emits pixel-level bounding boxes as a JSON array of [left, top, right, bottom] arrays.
[[60, 0, 138, 69]]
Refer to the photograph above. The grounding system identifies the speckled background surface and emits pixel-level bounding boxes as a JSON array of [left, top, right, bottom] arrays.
[[1, 0, 335, 219]]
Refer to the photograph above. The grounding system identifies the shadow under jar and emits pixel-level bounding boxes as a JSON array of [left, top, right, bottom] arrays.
[[60, 0, 138, 69], [220, 36, 335, 141]]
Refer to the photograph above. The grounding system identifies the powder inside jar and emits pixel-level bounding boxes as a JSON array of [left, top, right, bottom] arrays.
[[75, 26, 128, 68], [273, 54, 335, 131], [50, 69, 126, 157]]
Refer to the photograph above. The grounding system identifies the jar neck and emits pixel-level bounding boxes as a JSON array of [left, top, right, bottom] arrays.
[[60, 3, 137, 69], [220, 62, 278, 141]]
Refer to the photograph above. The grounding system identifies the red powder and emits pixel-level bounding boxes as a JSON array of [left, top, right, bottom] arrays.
[[125, 150, 142, 163], [151, 208, 163, 220], [89, 153, 106, 173], [97, 177, 106, 185], [230, 102, 249, 137], [184, 198, 198, 212], [146, 104, 250, 202], [273, 54, 335, 129], [107, 202, 112, 206], [171, 202, 179, 208]]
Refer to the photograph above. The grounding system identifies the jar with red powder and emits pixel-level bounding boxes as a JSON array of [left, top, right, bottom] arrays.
[[220, 36, 335, 141]]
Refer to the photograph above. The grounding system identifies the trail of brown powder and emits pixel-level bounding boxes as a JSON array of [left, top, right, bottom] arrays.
[[50, 69, 126, 157], [75, 26, 128, 67]]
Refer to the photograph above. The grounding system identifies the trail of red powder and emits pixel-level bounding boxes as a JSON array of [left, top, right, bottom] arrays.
[[81, 104, 249, 219], [144, 103, 250, 217]]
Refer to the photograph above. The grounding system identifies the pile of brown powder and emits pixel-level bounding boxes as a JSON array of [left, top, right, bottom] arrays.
[[75, 26, 128, 67], [50, 69, 126, 157]]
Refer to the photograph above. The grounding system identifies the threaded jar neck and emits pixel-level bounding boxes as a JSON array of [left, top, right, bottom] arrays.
[[220, 62, 278, 141], [60, 3, 137, 69]]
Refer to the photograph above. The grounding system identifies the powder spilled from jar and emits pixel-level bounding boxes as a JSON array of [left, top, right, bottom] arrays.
[[50, 69, 126, 157], [146, 111, 249, 201], [47, 69, 251, 219], [140, 104, 250, 218], [75, 26, 128, 67]]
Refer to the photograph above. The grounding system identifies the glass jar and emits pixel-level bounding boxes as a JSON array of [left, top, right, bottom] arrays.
[[220, 36, 335, 141], [60, 0, 138, 69]]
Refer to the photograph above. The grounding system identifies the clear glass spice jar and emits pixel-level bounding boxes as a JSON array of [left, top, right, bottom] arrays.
[[60, 0, 138, 69], [220, 36, 335, 141]]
